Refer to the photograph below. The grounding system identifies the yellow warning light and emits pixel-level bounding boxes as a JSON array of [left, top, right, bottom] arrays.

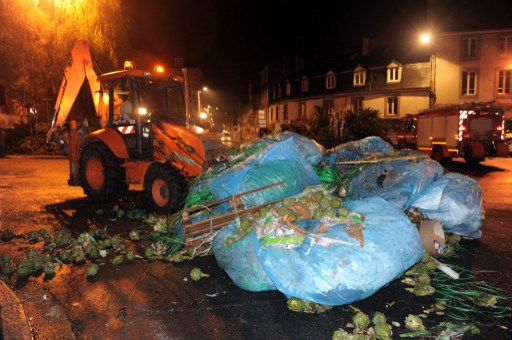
[[154, 65, 165, 73], [124, 60, 136, 70], [138, 107, 148, 115]]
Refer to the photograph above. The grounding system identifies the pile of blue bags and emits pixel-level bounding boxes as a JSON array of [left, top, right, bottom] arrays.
[[180, 133, 483, 306]]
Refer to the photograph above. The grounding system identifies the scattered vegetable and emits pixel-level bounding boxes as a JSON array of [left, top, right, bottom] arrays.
[[190, 267, 209, 281]]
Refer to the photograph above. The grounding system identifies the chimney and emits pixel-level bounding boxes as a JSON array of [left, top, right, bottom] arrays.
[[362, 36, 369, 56]]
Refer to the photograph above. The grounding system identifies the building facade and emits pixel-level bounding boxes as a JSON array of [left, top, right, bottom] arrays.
[[238, 28, 512, 141], [433, 29, 512, 117]]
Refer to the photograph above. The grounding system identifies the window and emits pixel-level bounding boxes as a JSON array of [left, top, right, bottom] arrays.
[[386, 97, 399, 115], [323, 99, 334, 113], [499, 35, 512, 54], [326, 70, 336, 89], [174, 57, 183, 67], [277, 83, 282, 98], [386, 61, 402, 83], [276, 106, 280, 121], [353, 65, 366, 86], [498, 70, 511, 94], [271, 86, 276, 100], [351, 97, 363, 112], [299, 102, 306, 118], [301, 76, 309, 92], [285, 80, 291, 95], [283, 104, 288, 120], [461, 37, 479, 60], [461, 70, 477, 96]]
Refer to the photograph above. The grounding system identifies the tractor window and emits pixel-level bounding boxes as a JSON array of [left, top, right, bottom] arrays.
[[138, 80, 186, 123]]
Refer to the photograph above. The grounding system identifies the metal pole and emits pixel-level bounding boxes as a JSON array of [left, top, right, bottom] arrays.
[[197, 90, 202, 121]]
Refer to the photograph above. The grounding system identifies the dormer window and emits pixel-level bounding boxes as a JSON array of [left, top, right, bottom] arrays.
[[353, 65, 366, 86], [301, 75, 309, 92], [285, 80, 291, 95], [387, 60, 402, 83], [326, 70, 336, 89]]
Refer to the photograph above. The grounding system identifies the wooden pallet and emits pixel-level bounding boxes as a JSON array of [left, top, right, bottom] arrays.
[[182, 181, 285, 245]]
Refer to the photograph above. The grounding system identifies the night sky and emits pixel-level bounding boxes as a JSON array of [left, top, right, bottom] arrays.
[[124, 0, 512, 114]]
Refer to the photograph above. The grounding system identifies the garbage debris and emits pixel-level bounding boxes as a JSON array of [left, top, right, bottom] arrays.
[[176, 133, 488, 307], [410, 173, 484, 238]]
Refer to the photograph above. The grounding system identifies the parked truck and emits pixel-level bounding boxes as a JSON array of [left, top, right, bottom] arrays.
[[47, 40, 224, 213], [396, 101, 508, 163]]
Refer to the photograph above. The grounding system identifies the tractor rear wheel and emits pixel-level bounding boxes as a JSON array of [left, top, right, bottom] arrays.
[[144, 163, 187, 213], [79, 142, 128, 202]]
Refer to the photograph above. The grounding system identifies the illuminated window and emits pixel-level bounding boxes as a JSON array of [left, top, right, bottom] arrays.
[[461, 70, 477, 96], [353, 65, 366, 86], [387, 61, 402, 83], [498, 70, 511, 94], [386, 97, 399, 115], [461, 36, 479, 60], [301, 76, 309, 92], [285, 80, 291, 95], [299, 102, 306, 118], [326, 70, 336, 89], [499, 35, 512, 54]]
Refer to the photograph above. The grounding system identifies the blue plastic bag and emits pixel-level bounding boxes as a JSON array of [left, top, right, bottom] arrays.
[[274, 132, 324, 165], [250, 197, 424, 306], [212, 223, 276, 292], [322, 136, 394, 169], [209, 138, 321, 208], [347, 157, 444, 210], [411, 173, 483, 238]]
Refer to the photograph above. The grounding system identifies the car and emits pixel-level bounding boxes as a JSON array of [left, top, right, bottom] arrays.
[[221, 130, 231, 141]]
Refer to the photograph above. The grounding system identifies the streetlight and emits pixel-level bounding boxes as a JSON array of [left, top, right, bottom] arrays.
[[420, 32, 436, 108], [197, 86, 208, 122]]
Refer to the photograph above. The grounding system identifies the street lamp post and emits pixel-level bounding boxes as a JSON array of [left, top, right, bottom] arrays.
[[197, 86, 207, 123], [420, 33, 436, 108]]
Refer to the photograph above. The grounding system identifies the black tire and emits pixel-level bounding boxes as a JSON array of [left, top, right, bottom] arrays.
[[431, 145, 444, 163], [144, 163, 187, 213], [79, 142, 128, 202]]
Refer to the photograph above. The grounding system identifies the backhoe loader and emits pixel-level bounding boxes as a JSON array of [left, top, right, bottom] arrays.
[[47, 40, 224, 213]]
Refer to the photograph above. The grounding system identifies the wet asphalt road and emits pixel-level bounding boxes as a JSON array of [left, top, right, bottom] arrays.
[[0, 154, 511, 339]]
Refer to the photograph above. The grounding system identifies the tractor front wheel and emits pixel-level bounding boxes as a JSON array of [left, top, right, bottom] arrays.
[[144, 163, 187, 213], [79, 142, 128, 202]]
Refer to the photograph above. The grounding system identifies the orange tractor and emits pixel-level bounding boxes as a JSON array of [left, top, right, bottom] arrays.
[[47, 40, 224, 213]]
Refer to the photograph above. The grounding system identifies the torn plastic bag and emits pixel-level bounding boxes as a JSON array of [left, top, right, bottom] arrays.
[[347, 155, 444, 210], [410, 173, 483, 238], [250, 197, 424, 306], [209, 138, 321, 210]]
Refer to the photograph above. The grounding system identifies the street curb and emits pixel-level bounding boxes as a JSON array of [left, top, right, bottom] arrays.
[[0, 280, 32, 340]]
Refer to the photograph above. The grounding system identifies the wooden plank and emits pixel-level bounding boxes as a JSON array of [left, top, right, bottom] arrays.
[[182, 180, 284, 223], [184, 198, 284, 240]]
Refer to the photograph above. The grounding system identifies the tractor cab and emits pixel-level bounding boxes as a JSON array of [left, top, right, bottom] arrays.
[[98, 65, 186, 160]]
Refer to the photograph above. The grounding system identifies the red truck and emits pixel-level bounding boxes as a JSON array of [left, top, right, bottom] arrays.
[[396, 101, 508, 163]]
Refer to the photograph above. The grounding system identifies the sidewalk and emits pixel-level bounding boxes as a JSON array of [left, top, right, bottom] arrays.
[[0, 280, 31, 340]]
